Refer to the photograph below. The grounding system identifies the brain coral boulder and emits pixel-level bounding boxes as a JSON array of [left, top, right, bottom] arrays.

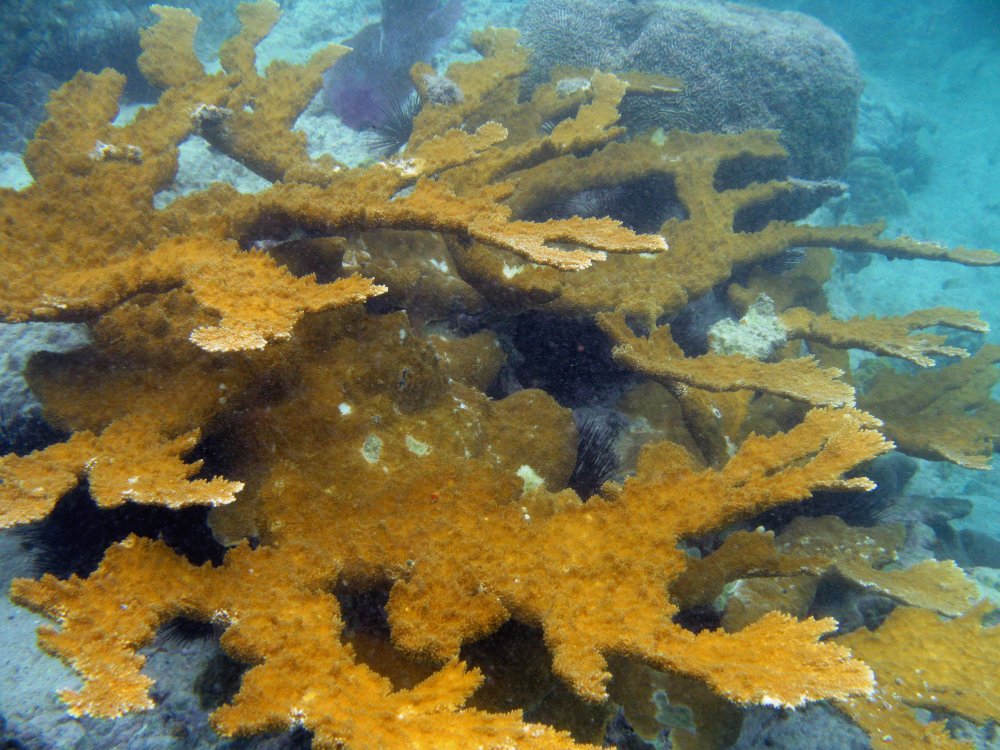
[[520, 0, 863, 178]]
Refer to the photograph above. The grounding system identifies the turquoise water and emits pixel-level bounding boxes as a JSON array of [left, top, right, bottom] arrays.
[[0, 1, 998, 748]]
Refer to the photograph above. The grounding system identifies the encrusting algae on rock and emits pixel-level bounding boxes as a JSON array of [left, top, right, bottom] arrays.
[[1, 2, 1000, 748]]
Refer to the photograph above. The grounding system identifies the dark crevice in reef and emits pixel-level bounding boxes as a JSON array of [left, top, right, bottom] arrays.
[[529, 174, 687, 235], [16, 484, 225, 580], [462, 620, 608, 741], [493, 313, 634, 408]]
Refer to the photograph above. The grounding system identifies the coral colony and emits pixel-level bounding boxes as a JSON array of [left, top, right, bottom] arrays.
[[0, 2, 999, 749]]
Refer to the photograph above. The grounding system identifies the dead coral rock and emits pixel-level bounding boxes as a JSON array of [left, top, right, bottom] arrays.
[[483, 388, 578, 491], [342, 229, 486, 324], [721, 575, 820, 633]]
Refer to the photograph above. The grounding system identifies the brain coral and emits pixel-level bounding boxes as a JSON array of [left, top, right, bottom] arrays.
[[519, 0, 863, 178]]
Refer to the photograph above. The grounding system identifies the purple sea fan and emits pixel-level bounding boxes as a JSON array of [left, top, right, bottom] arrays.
[[323, 0, 463, 130]]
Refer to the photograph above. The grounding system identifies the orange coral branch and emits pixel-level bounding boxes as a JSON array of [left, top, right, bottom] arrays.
[[455, 125, 1000, 323], [0, 415, 241, 528], [237, 168, 665, 271], [140, 1, 348, 184], [372, 407, 889, 704], [670, 529, 823, 610], [410, 28, 531, 148], [1, 12, 667, 339], [139, 6, 204, 88], [775, 516, 979, 617], [10, 399, 888, 741], [598, 312, 856, 407], [4, 4, 997, 748], [782, 307, 989, 366], [859, 344, 1000, 468], [677, 515, 979, 637], [179, 242, 387, 351], [815, 224, 1000, 266], [836, 603, 1000, 750], [11, 537, 594, 749]]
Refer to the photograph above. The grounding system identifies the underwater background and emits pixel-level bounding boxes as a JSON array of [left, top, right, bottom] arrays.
[[0, 0, 998, 748]]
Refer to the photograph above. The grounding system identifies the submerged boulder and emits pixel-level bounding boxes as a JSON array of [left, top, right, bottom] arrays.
[[521, 0, 863, 178]]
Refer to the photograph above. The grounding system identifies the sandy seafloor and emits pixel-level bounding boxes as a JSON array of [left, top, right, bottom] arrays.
[[0, 0, 998, 748]]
